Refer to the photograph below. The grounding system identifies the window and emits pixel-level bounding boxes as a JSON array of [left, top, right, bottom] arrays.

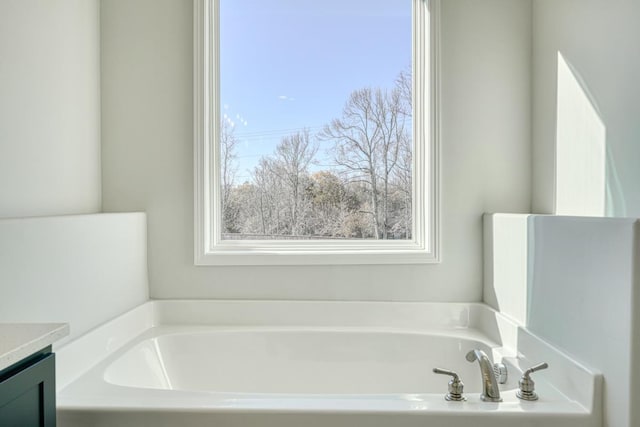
[[195, 0, 439, 265]]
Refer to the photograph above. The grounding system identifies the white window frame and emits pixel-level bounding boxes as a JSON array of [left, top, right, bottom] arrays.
[[194, 0, 440, 266]]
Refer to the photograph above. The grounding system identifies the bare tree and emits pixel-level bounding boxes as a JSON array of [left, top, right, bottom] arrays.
[[320, 88, 381, 237], [220, 118, 240, 232], [320, 85, 408, 239], [393, 68, 413, 238], [252, 157, 285, 235], [395, 66, 412, 117], [391, 133, 412, 238], [271, 130, 318, 236], [225, 182, 260, 234]]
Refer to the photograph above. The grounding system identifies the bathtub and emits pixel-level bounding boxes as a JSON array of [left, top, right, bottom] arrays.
[[56, 300, 601, 427]]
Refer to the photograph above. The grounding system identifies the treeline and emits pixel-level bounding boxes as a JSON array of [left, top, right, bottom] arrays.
[[221, 69, 412, 240]]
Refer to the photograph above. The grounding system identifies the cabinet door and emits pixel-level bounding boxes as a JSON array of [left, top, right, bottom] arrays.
[[0, 353, 56, 427]]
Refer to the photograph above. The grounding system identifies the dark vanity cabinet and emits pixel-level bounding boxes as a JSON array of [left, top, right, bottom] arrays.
[[0, 347, 56, 427]]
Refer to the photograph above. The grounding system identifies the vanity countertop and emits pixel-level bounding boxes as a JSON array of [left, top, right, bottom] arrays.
[[0, 323, 69, 371]]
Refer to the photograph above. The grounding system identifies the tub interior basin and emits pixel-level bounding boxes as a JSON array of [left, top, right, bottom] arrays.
[[104, 329, 497, 394]]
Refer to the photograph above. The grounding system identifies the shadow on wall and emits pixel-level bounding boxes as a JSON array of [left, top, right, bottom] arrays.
[[554, 51, 610, 216]]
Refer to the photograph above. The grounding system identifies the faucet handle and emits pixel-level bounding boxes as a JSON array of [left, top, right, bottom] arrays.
[[433, 367, 459, 379], [493, 362, 508, 384], [433, 368, 466, 401], [523, 362, 549, 377], [517, 362, 549, 401]]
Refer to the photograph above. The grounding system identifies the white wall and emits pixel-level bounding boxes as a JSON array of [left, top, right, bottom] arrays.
[[0, 214, 149, 346], [101, 0, 532, 301], [0, 0, 102, 218], [532, 0, 640, 216]]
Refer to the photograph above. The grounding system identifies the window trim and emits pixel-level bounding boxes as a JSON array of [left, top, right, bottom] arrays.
[[194, 0, 440, 266]]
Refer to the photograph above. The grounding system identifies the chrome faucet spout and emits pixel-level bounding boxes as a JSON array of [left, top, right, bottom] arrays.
[[465, 349, 502, 402]]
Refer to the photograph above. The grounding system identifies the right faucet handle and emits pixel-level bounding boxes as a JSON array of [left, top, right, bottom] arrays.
[[517, 362, 549, 401]]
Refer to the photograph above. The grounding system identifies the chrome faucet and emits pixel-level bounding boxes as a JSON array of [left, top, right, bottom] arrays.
[[465, 349, 502, 402]]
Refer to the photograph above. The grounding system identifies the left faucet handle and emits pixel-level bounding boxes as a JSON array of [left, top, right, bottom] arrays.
[[433, 368, 466, 401]]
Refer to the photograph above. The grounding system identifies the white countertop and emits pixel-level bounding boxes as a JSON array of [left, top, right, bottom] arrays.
[[0, 323, 70, 371]]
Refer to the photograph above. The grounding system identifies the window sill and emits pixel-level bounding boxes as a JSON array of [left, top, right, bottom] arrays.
[[195, 243, 439, 266]]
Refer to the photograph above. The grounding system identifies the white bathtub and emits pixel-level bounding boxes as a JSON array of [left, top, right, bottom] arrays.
[[56, 301, 601, 427]]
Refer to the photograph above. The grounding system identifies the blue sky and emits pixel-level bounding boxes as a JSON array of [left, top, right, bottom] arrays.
[[219, 0, 412, 181]]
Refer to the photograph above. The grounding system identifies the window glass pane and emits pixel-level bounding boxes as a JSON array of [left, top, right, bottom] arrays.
[[219, 0, 412, 240]]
